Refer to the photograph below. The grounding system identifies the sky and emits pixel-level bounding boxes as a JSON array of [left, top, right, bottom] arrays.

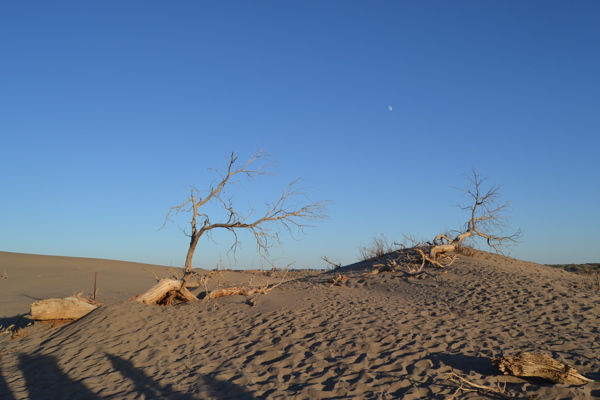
[[1, 1, 599, 269]]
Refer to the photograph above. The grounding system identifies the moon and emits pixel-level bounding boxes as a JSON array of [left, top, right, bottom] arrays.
[[388, 106, 393, 111]]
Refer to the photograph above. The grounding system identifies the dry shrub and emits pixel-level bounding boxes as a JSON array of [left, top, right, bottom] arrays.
[[587, 271, 600, 291], [455, 243, 476, 257], [400, 233, 427, 248], [358, 234, 397, 261]]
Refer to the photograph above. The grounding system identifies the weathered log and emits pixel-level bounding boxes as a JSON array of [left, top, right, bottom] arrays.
[[31, 297, 99, 321], [207, 286, 267, 299], [132, 278, 199, 305], [493, 352, 593, 385]]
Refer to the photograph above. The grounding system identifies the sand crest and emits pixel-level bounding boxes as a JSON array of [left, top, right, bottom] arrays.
[[1, 250, 599, 399]]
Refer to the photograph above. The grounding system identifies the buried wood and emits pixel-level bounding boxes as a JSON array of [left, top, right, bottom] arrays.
[[207, 272, 293, 299], [31, 296, 100, 321], [207, 286, 267, 299], [132, 278, 199, 305], [493, 352, 593, 385]]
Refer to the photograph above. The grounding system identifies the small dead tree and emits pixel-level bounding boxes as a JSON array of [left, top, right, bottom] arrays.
[[165, 151, 329, 275], [136, 151, 329, 304], [428, 168, 521, 263]]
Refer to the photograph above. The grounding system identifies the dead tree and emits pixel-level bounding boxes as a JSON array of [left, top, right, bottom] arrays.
[[137, 150, 329, 304], [166, 150, 329, 274], [428, 168, 522, 263]]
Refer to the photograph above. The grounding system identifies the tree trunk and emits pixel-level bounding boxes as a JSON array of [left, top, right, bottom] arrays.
[[31, 297, 99, 321], [184, 234, 200, 272], [493, 352, 593, 385], [132, 278, 199, 305]]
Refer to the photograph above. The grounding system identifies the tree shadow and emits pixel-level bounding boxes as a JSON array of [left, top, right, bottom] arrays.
[[428, 352, 559, 387], [429, 352, 497, 375], [12, 351, 258, 399], [0, 367, 17, 400], [18, 353, 103, 400], [0, 314, 33, 332], [107, 353, 257, 399]]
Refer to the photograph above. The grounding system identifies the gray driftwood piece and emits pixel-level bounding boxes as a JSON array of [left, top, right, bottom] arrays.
[[493, 352, 593, 385], [31, 297, 99, 320]]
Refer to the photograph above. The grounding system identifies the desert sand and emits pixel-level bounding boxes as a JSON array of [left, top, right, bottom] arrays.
[[1, 250, 599, 399]]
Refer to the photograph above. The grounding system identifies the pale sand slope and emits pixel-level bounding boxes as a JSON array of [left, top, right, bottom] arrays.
[[1, 250, 600, 399]]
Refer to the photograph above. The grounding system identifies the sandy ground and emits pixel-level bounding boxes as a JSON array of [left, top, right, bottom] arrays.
[[1, 250, 599, 399]]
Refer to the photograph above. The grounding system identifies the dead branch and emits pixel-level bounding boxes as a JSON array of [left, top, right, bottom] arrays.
[[207, 264, 295, 300], [142, 268, 161, 282], [447, 372, 506, 399], [322, 256, 341, 270], [447, 371, 536, 399], [185, 269, 223, 288], [0, 324, 15, 336], [414, 248, 455, 269]]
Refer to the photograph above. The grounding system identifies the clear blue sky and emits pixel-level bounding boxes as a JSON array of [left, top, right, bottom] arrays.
[[1, 1, 598, 268]]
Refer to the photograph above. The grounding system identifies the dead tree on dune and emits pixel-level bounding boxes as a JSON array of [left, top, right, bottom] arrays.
[[427, 168, 522, 266], [133, 150, 329, 304]]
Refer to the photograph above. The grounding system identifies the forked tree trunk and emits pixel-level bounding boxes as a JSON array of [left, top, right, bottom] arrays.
[[493, 352, 593, 385]]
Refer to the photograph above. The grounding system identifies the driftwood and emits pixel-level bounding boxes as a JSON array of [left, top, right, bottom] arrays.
[[31, 296, 99, 321], [493, 352, 593, 385], [132, 278, 199, 305]]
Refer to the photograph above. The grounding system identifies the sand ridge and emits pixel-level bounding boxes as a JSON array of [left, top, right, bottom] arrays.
[[1, 251, 599, 399]]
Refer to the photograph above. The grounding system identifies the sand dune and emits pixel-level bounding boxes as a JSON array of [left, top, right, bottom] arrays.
[[1, 250, 599, 399]]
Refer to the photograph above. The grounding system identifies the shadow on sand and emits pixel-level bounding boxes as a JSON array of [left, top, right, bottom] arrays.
[[430, 352, 497, 375], [0, 314, 33, 332], [0, 352, 257, 400], [107, 352, 257, 399]]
